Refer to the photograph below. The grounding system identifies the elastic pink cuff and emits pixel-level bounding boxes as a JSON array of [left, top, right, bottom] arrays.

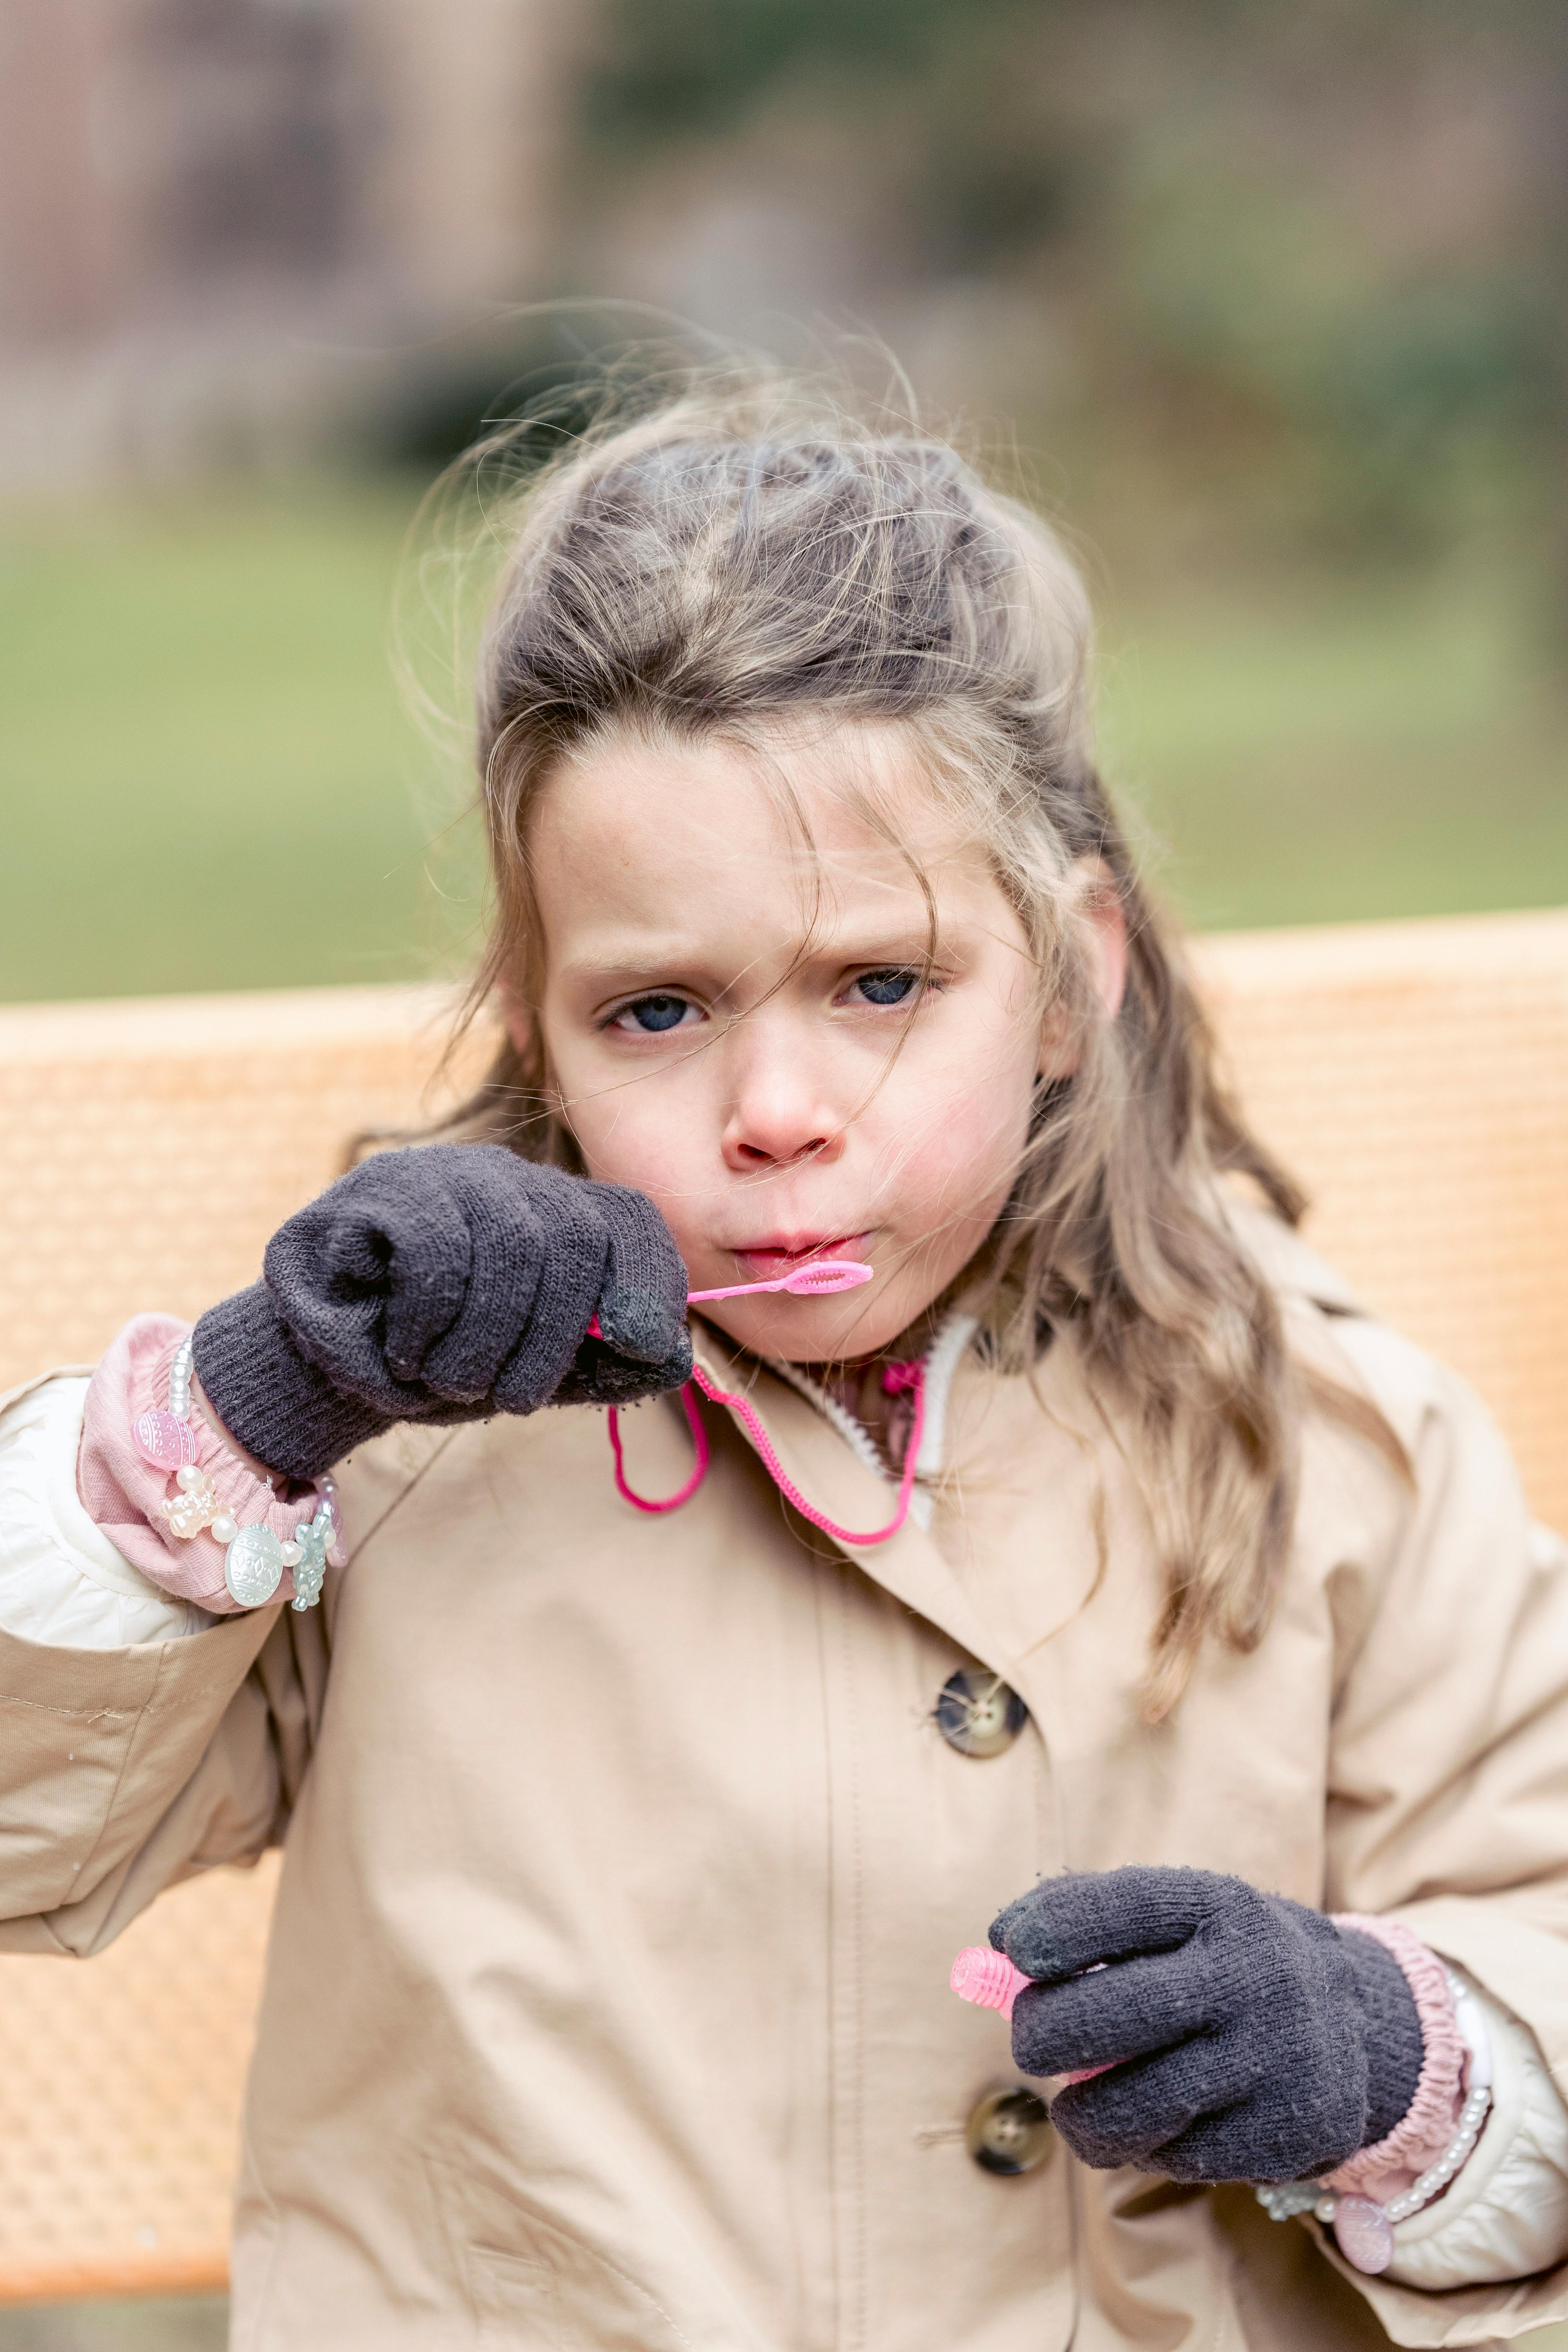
[[78, 1314, 322, 1615], [1324, 1915, 1466, 2200]]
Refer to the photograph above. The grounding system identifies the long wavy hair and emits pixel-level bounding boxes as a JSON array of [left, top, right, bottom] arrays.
[[399, 370, 1373, 1718]]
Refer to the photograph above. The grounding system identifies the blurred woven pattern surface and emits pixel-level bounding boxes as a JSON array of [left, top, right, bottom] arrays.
[[0, 1864, 278, 2305], [1193, 906, 1568, 1539], [0, 985, 493, 1385], [0, 984, 492, 2305], [0, 907, 1563, 2302]]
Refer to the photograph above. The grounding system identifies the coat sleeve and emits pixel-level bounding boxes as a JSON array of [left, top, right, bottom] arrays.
[[1313, 1312, 1568, 2341], [0, 1373, 209, 1648], [1383, 1982, 1568, 2292], [0, 1365, 328, 1961]]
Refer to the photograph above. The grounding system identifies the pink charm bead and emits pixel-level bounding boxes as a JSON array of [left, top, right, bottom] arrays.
[[1333, 2194, 1396, 2275], [131, 1408, 200, 1470], [951, 1946, 1032, 2020]]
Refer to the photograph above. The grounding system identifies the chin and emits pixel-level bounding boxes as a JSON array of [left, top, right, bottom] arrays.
[[698, 1298, 911, 1366]]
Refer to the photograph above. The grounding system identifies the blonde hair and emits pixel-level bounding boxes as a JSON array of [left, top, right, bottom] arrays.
[[412, 372, 1338, 1719]]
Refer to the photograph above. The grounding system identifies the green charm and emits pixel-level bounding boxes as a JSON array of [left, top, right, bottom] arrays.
[[290, 1506, 333, 1612]]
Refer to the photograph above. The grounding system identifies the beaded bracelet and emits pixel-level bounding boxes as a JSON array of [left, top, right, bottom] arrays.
[[132, 1337, 338, 1612], [1254, 1971, 1493, 2274]]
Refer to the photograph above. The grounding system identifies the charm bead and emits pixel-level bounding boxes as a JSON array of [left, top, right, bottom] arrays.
[[224, 1524, 285, 1608], [288, 1506, 333, 1610], [1334, 2195, 1396, 2274], [132, 1410, 199, 1470], [160, 1468, 221, 1539]]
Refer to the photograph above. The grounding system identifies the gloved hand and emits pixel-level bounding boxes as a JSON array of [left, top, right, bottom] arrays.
[[192, 1145, 692, 1481], [989, 1866, 1425, 2185]]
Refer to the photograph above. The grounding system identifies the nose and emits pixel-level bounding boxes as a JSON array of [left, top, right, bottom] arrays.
[[719, 1017, 846, 1172]]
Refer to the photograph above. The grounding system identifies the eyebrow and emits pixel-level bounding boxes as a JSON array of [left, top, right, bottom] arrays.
[[555, 926, 960, 990]]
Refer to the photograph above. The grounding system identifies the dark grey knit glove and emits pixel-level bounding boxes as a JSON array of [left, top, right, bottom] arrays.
[[989, 1866, 1425, 2186], [192, 1145, 692, 1481]]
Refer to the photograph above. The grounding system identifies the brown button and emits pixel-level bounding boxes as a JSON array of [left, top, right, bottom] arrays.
[[966, 2086, 1053, 2176], [936, 1668, 1029, 1758]]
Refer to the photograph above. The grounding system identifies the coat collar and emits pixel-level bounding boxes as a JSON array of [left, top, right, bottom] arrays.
[[686, 1318, 1113, 1713]]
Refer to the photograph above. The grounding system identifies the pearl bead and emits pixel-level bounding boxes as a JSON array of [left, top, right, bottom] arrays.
[[176, 1464, 203, 1492], [280, 1541, 302, 1568], [210, 1515, 238, 1545]]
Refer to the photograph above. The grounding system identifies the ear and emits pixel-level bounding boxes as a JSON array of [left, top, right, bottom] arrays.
[[495, 975, 536, 1064], [1081, 875, 1128, 1022], [1038, 864, 1128, 1081]]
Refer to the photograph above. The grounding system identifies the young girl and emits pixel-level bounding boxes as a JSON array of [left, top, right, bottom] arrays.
[[2, 386, 1567, 2352]]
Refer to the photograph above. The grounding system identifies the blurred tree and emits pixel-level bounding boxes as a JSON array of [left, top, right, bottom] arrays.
[[582, 0, 976, 138], [570, 0, 1567, 599]]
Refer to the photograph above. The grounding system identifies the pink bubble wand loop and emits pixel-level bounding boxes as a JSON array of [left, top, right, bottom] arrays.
[[686, 1258, 874, 1303]]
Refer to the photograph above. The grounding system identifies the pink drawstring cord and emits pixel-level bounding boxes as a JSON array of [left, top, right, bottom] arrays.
[[597, 1254, 923, 1543], [605, 1380, 710, 1515], [606, 1357, 926, 1547]]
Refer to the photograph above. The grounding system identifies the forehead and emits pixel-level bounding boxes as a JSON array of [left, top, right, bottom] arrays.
[[531, 718, 992, 944]]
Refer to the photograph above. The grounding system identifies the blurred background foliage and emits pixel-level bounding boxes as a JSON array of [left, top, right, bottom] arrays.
[[1, 0, 1564, 1001]]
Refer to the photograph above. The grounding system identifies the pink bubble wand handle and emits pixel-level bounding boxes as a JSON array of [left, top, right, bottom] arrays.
[[685, 1259, 873, 1303], [950, 1946, 1031, 2020], [949, 1947, 1114, 2083]]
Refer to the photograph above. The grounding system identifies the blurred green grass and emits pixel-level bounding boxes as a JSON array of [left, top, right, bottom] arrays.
[[2, 480, 1564, 1007], [0, 2298, 227, 2350], [0, 478, 477, 1004], [1103, 568, 1568, 932]]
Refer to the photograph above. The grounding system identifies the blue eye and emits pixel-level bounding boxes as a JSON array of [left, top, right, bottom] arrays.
[[618, 995, 692, 1033], [854, 968, 920, 1007]]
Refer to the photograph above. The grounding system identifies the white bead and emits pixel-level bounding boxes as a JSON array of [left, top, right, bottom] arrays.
[[224, 1523, 285, 1608], [280, 1541, 302, 1568], [1315, 2198, 1336, 2223], [176, 1464, 203, 1491], [210, 1515, 238, 1545]]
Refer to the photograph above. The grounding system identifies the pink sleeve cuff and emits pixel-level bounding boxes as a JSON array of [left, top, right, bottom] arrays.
[[77, 1313, 332, 1615], [1323, 1914, 1467, 2201]]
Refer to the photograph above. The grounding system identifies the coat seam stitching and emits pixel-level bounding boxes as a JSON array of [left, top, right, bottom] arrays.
[[341, 1428, 468, 1560]]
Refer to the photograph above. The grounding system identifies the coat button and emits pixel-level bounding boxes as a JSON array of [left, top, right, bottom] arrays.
[[965, 2086, 1053, 2176], [935, 1668, 1029, 1758]]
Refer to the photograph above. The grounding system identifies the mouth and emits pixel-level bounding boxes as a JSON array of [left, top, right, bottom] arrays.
[[728, 1231, 875, 1282]]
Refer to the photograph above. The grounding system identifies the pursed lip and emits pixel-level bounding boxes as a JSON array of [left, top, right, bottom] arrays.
[[726, 1230, 874, 1280]]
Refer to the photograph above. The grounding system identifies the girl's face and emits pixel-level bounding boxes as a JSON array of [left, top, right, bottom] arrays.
[[525, 720, 1122, 1364]]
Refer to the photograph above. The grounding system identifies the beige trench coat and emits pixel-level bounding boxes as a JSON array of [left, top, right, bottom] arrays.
[[2, 1217, 1568, 2350]]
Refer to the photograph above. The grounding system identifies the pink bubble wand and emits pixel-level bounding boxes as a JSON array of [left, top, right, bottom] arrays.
[[685, 1258, 874, 1304], [588, 1256, 871, 1337], [949, 1946, 1113, 2084]]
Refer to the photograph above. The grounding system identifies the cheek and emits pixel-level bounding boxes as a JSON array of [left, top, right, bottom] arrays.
[[571, 1094, 685, 1191], [880, 1027, 1036, 1215], [556, 1060, 713, 1230]]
